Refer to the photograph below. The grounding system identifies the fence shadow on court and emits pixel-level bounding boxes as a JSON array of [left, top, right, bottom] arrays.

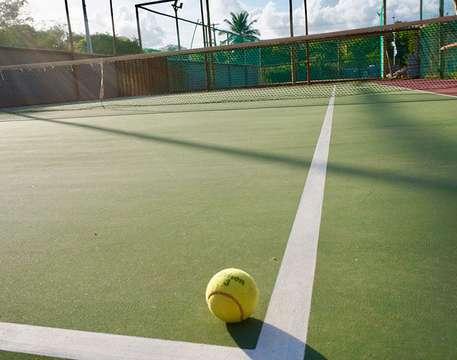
[[226, 318, 327, 360], [3, 110, 456, 195], [359, 92, 457, 168]]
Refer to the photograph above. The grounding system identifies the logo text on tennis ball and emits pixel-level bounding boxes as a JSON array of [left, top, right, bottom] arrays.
[[206, 268, 259, 323], [223, 276, 245, 287]]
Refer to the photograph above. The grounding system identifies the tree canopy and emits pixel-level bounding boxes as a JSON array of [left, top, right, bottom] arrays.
[[0, 0, 140, 55], [221, 11, 260, 45]]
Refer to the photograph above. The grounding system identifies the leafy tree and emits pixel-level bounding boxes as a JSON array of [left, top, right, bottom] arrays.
[[0, 24, 67, 49], [75, 33, 142, 55], [0, 0, 141, 54], [220, 11, 260, 44], [0, 0, 30, 27]]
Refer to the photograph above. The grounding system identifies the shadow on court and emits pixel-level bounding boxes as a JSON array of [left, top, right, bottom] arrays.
[[226, 318, 327, 359], [358, 92, 457, 165], [4, 110, 456, 194]]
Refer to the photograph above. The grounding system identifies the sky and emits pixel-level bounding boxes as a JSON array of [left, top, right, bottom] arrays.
[[24, 0, 457, 49]]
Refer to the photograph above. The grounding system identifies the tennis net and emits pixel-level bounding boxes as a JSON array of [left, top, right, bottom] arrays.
[[0, 15, 456, 111]]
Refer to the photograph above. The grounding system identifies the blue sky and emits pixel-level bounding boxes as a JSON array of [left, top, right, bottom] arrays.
[[25, 0, 456, 49]]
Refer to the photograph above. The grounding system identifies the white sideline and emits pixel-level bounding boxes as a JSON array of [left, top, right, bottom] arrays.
[[0, 88, 336, 360], [255, 86, 335, 360], [412, 88, 457, 99]]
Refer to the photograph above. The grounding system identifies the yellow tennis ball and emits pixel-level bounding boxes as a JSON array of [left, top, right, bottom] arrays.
[[205, 268, 259, 323]]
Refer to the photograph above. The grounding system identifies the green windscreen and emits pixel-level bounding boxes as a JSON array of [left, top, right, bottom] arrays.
[[0, 16, 456, 110]]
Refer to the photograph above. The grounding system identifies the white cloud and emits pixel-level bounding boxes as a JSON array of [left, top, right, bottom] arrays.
[[252, 2, 289, 38], [23, 0, 457, 49], [212, 0, 243, 23]]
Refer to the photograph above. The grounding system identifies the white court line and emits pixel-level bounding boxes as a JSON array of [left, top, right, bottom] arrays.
[[254, 86, 335, 360], [411, 88, 457, 99], [0, 88, 336, 360]]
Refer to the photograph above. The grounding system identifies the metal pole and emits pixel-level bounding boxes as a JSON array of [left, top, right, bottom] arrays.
[[439, 0, 444, 78], [173, 3, 181, 50], [199, 0, 207, 47], [64, 0, 79, 101], [212, 24, 217, 46], [64, 0, 74, 53], [289, 0, 294, 36], [304, 0, 309, 35], [383, 0, 387, 25], [204, 0, 213, 89], [81, 0, 93, 53], [139, 6, 241, 42], [110, 0, 117, 55], [205, 0, 212, 46], [136, 6, 143, 50], [304, 0, 310, 83], [380, 4, 385, 78], [190, 20, 199, 48], [420, 0, 423, 20]]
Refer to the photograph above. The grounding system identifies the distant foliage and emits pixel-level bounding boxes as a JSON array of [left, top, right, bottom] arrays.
[[0, 24, 67, 49], [0, 0, 30, 27], [76, 33, 141, 55], [0, 0, 141, 54]]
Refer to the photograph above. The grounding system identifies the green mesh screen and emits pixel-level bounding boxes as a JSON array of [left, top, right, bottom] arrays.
[[420, 20, 457, 79]]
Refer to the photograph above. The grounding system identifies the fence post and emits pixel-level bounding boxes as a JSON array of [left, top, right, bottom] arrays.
[[306, 42, 311, 84], [290, 45, 297, 84]]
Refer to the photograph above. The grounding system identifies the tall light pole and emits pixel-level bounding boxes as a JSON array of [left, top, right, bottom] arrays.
[[64, 0, 74, 53], [172, 0, 183, 50], [109, 0, 117, 55], [205, 0, 212, 46], [135, 5, 142, 50], [81, 0, 93, 53], [303, 0, 310, 83], [303, 0, 309, 35], [199, 0, 208, 47], [420, 0, 423, 20], [289, 0, 294, 36], [377, 4, 385, 79]]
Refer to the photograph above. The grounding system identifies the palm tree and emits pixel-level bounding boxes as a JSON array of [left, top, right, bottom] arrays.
[[220, 11, 260, 45]]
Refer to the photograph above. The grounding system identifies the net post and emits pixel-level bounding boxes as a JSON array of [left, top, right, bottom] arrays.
[[290, 45, 297, 84], [99, 62, 105, 106]]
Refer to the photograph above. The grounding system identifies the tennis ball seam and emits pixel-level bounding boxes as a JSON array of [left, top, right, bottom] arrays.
[[207, 291, 244, 322]]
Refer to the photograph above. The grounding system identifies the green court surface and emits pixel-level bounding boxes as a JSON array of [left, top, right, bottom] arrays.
[[306, 92, 457, 359], [0, 99, 325, 347], [1, 89, 456, 360]]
